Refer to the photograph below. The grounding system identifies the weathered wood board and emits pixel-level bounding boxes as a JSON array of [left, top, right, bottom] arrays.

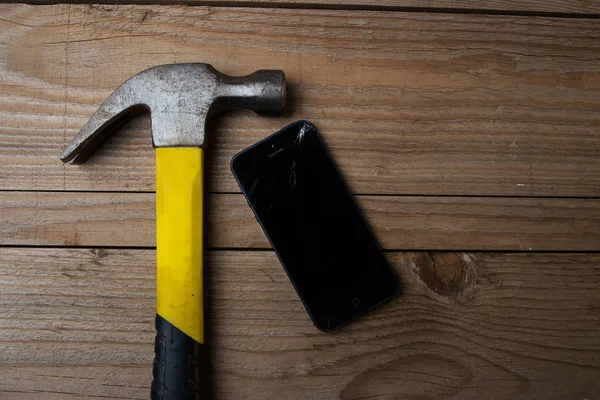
[[1, 3, 599, 399], [1, 192, 599, 251], [5, 0, 600, 15], [1, 5, 599, 196], [0, 248, 598, 399]]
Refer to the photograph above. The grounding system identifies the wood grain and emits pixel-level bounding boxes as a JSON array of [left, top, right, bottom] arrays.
[[0, 248, 598, 399], [1, 191, 599, 250], [1, 2, 599, 399], [6, 0, 600, 15], [1, 4, 600, 196]]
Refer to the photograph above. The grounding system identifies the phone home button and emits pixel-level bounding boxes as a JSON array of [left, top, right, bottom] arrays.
[[352, 297, 361, 306]]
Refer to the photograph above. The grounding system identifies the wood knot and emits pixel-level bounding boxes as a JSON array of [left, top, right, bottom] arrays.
[[89, 248, 107, 258], [414, 252, 467, 297], [89, 248, 108, 265]]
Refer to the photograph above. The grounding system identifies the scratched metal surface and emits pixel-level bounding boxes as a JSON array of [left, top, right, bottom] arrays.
[[62, 64, 286, 163]]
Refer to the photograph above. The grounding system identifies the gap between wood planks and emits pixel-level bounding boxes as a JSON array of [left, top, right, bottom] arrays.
[[1, 189, 600, 200], [1, 245, 599, 255]]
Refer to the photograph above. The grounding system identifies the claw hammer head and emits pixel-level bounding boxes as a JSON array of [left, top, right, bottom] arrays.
[[61, 63, 286, 163]]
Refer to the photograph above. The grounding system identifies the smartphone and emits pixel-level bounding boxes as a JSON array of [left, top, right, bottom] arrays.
[[230, 120, 398, 331]]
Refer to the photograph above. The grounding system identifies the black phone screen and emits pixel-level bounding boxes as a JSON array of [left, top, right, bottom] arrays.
[[231, 121, 398, 331]]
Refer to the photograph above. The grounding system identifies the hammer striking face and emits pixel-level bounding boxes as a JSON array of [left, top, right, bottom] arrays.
[[61, 63, 286, 399], [61, 63, 286, 163]]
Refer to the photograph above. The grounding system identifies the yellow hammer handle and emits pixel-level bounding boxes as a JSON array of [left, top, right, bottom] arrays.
[[152, 147, 207, 399]]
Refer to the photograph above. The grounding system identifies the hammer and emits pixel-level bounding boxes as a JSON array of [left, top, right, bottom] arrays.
[[61, 63, 286, 398]]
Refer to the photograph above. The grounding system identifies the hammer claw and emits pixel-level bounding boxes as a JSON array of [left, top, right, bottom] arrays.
[[60, 83, 147, 164]]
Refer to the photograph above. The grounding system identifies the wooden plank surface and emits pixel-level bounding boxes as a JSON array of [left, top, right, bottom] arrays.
[[1, 2, 600, 399], [1, 192, 599, 250], [1, 5, 600, 196], [0, 248, 599, 399], [7, 0, 600, 15]]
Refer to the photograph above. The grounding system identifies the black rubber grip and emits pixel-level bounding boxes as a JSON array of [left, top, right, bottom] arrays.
[[151, 315, 209, 399]]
